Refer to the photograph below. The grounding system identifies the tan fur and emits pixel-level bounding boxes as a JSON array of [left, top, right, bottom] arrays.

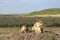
[[32, 20, 43, 34], [20, 25, 27, 33]]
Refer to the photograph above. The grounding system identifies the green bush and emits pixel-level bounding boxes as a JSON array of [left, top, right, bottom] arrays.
[[0, 17, 60, 27]]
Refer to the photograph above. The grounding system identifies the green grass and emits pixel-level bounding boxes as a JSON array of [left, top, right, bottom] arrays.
[[24, 8, 60, 16]]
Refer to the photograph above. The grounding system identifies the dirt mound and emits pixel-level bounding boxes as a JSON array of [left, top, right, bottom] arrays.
[[0, 31, 60, 40], [18, 31, 60, 40]]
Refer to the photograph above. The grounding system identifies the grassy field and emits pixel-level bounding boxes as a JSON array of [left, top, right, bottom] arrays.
[[44, 27, 60, 35], [0, 27, 60, 35], [0, 27, 20, 35], [25, 8, 60, 16], [0, 16, 60, 27], [0, 16, 59, 36]]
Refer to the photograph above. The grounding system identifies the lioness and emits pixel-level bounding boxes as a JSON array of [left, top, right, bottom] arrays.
[[32, 20, 43, 34]]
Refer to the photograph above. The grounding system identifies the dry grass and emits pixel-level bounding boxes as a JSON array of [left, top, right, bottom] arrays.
[[44, 27, 60, 35], [0, 27, 60, 35], [0, 27, 20, 35]]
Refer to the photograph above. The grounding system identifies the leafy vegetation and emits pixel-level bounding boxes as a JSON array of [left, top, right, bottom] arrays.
[[0, 8, 60, 27], [25, 8, 60, 16], [0, 16, 59, 27]]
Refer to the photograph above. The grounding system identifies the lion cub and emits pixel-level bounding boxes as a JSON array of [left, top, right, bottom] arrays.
[[20, 24, 29, 33]]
